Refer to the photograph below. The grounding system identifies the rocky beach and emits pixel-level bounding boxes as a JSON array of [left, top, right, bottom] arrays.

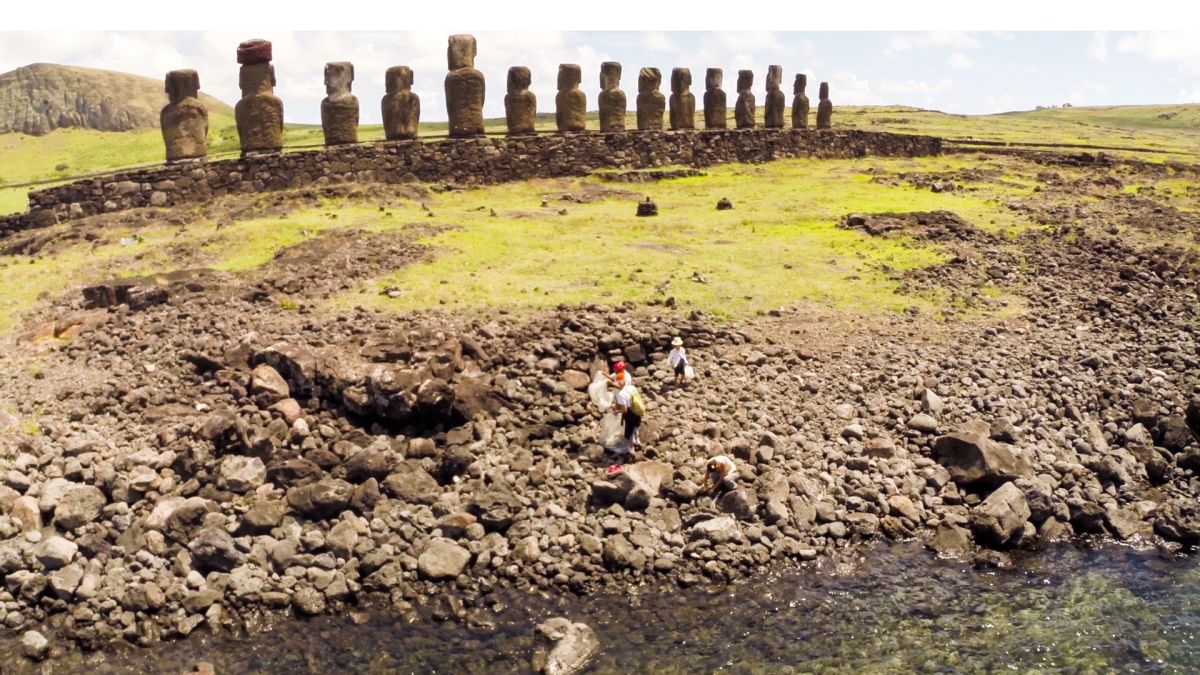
[[0, 150, 1197, 670]]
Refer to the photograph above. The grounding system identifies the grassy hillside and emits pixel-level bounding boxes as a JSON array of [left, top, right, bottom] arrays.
[[3, 103, 1199, 216]]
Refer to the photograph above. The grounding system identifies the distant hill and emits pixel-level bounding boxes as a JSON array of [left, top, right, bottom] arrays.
[[0, 63, 233, 135]]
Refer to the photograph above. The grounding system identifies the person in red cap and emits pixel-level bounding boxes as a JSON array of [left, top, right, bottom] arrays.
[[606, 361, 634, 390]]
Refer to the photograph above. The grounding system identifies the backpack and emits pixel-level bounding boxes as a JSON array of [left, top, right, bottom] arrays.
[[629, 387, 646, 417]]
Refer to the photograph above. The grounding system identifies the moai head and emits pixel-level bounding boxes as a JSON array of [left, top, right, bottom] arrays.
[[385, 66, 413, 94], [324, 62, 354, 96], [705, 68, 723, 91], [638, 67, 662, 93], [239, 63, 276, 96], [819, 82, 830, 100], [794, 73, 807, 96], [165, 69, 200, 104], [767, 65, 782, 91], [558, 64, 581, 90], [671, 68, 691, 93], [737, 70, 753, 93], [447, 34, 477, 70], [507, 66, 531, 93], [600, 61, 622, 91], [236, 39, 272, 65]]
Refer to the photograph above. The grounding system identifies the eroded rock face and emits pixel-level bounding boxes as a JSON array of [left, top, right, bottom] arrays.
[[504, 66, 536, 136], [381, 66, 420, 141], [161, 69, 208, 162], [669, 68, 695, 131], [636, 67, 665, 131], [555, 64, 586, 133], [703, 68, 727, 130], [598, 62, 626, 133], [321, 61, 358, 146], [445, 34, 484, 138], [234, 39, 283, 153]]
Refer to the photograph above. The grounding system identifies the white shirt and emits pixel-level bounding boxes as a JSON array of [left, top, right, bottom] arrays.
[[708, 455, 739, 481], [611, 371, 633, 388], [668, 347, 688, 367], [615, 384, 635, 408]]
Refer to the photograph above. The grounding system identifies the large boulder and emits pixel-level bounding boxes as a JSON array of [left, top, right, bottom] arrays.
[[532, 617, 600, 675], [589, 461, 671, 511], [218, 455, 267, 493], [468, 486, 523, 532], [933, 432, 1032, 488], [287, 479, 353, 519], [250, 363, 290, 404], [1154, 499, 1200, 546], [687, 515, 741, 544], [188, 527, 243, 573], [417, 538, 471, 580], [381, 462, 441, 505], [34, 535, 78, 570], [53, 484, 107, 530], [969, 482, 1031, 546]]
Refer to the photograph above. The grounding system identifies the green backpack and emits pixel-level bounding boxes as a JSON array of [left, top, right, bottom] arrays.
[[629, 387, 646, 417]]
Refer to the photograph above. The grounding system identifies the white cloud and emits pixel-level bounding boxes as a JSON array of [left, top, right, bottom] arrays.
[[714, 32, 792, 57], [641, 32, 678, 53], [878, 77, 954, 95], [827, 70, 870, 104], [1088, 32, 1108, 63], [1182, 86, 1200, 103], [1117, 31, 1200, 73], [947, 53, 973, 70], [884, 31, 981, 57]]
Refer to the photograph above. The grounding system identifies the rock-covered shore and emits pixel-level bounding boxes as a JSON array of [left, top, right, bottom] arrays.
[[1, 189, 1198, 663]]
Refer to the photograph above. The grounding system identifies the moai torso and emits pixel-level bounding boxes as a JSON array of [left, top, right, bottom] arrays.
[[816, 81, 833, 130], [764, 65, 785, 129], [792, 73, 810, 130], [321, 61, 358, 145], [734, 70, 756, 129], [234, 39, 283, 153], [669, 68, 695, 130], [160, 69, 208, 162], [598, 62, 626, 133], [445, 34, 485, 138], [703, 68, 727, 130], [636, 68, 665, 131], [555, 64, 586, 133], [382, 66, 420, 140], [504, 66, 536, 136]]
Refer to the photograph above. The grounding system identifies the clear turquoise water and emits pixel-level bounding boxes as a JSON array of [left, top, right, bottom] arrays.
[[7, 542, 1199, 674]]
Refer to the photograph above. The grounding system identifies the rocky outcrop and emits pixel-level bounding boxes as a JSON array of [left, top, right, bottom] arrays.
[[0, 63, 231, 135]]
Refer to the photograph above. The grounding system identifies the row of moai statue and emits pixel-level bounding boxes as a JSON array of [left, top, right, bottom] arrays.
[[159, 35, 834, 163]]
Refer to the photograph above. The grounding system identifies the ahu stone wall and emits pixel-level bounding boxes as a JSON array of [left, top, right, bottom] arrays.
[[0, 128, 941, 237]]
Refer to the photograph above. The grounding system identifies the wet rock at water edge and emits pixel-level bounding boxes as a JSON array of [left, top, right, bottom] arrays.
[[532, 617, 600, 675]]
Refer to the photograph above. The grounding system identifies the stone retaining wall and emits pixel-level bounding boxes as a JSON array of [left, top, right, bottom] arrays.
[[0, 128, 940, 237]]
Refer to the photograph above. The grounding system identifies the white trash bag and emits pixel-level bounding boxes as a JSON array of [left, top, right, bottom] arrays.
[[684, 364, 695, 380], [588, 372, 614, 412], [598, 412, 625, 449]]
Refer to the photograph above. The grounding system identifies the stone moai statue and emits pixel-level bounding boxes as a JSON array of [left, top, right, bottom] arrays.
[[321, 62, 358, 146], [764, 65, 785, 129], [598, 61, 626, 133], [703, 68, 727, 130], [160, 69, 208, 162], [734, 70, 755, 129], [504, 66, 536, 136], [792, 73, 810, 129], [235, 39, 284, 154], [445, 34, 485, 138], [669, 68, 695, 131], [555, 64, 586, 133], [636, 67, 665, 131], [817, 81, 833, 129], [382, 66, 421, 140]]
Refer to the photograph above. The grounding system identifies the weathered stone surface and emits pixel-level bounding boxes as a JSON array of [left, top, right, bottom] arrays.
[[161, 69, 208, 162], [382, 461, 440, 504], [970, 482, 1031, 546], [816, 81, 833, 129], [764, 65, 785, 129], [532, 617, 600, 675], [445, 34, 484, 138], [381, 66, 420, 141], [35, 535, 78, 570], [504, 66, 536, 136], [287, 479, 353, 519], [21, 630, 49, 660], [321, 61, 358, 146], [11, 495, 41, 532], [927, 522, 973, 556], [188, 527, 242, 572], [555, 64, 586, 133], [54, 484, 106, 530], [1155, 499, 1200, 546], [418, 538, 471, 579], [735, 70, 756, 129], [218, 455, 267, 493], [235, 40, 283, 153], [688, 515, 741, 544], [636, 68, 665, 131], [590, 461, 671, 511], [933, 432, 1032, 488], [602, 534, 645, 569], [791, 73, 810, 129], [703, 68, 727, 129], [669, 68, 695, 131], [250, 363, 289, 403], [598, 62, 626, 133]]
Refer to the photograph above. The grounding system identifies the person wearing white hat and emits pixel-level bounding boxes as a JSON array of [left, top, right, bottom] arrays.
[[667, 336, 689, 386]]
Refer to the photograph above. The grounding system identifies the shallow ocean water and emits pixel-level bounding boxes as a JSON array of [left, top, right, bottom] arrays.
[[6, 541, 1198, 674]]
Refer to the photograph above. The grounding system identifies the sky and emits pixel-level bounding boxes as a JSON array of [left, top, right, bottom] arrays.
[[1, 30, 1198, 125]]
